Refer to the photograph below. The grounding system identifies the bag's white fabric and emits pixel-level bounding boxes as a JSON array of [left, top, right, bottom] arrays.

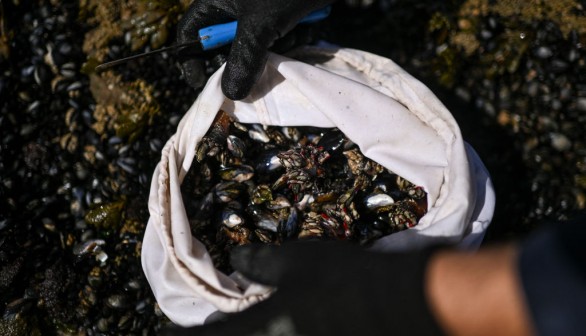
[[141, 46, 495, 326]]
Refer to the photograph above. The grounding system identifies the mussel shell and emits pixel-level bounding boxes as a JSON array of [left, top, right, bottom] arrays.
[[214, 181, 245, 202], [364, 193, 395, 211], [248, 124, 270, 143], [281, 126, 301, 142], [220, 207, 243, 228], [266, 195, 291, 210], [279, 206, 299, 239], [317, 128, 346, 153], [247, 205, 279, 232], [226, 135, 246, 158], [254, 150, 283, 174], [73, 239, 105, 256], [218, 165, 254, 182]]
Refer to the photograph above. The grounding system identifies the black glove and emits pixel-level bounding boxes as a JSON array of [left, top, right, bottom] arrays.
[[160, 241, 445, 336], [177, 0, 335, 100]]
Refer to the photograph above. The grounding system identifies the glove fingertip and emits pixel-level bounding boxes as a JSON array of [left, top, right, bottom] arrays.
[[221, 77, 252, 101], [221, 57, 261, 100], [221, 56, 265, 100], [221, 25, 272, 100]]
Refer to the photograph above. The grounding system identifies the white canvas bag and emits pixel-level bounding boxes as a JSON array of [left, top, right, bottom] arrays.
[[141, 46, 495, 326]]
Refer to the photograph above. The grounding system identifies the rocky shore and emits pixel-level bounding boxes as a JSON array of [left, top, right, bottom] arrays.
[[1, 0, 584, 334]]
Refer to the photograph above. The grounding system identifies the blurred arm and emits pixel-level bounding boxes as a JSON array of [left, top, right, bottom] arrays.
[[427, 244, 535, 336]]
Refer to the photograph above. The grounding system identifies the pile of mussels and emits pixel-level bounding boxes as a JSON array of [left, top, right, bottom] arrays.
[[182, 112, 427, 273]]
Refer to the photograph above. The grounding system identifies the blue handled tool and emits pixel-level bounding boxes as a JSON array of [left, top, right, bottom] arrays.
[[95, 6, 331, 72]]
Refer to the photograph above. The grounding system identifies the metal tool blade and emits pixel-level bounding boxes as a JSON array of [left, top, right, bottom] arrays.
[[95, 40, 203, 72]]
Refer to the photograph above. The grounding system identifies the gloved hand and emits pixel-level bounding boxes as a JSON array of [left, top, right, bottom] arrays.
[[160, 241, 445, 336], [176, 0, 335, 100]]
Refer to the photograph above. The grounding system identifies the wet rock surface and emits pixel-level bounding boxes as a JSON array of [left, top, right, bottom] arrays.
[[1, 0, 585, 334]]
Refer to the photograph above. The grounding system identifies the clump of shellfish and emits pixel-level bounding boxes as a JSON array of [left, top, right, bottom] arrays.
[[182, 112, 427, 273]]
